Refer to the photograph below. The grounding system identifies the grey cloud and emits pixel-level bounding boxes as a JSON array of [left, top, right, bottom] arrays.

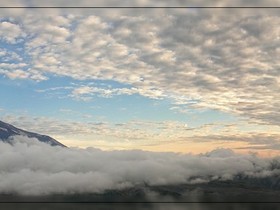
[[237, 144, 280, 151], [2, 115, 160, 142], [3, 115, 280, 151], [184, 133, 280, 151], [0, 135, 279, 195], [191, 133, 279, 143], [1, 0, 280, 6]]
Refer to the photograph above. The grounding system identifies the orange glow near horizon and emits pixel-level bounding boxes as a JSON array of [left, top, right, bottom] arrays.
[[57, 136, 280, 158]]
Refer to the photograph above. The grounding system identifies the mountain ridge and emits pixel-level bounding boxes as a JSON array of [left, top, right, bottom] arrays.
[[0, 120, 66, 147]]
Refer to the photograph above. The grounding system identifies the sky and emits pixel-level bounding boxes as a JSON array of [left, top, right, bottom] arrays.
[[0, 1, 279, 156]]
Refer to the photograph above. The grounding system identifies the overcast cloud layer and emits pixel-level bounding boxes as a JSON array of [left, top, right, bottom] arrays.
[[0, 0, 280, 7], [0, 136, 279, 195]]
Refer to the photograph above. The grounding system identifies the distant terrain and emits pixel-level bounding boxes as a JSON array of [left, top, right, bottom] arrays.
[[1, 177, 280, 203]]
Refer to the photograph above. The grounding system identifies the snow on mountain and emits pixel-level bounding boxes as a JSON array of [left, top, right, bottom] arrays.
[[0, 120, 66, 147]]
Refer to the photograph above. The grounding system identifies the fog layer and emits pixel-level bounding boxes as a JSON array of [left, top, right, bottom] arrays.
[[0, 136, 279, 195]]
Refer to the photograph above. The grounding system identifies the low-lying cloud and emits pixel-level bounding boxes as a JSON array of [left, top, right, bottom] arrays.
[[0, 136, 279, 196]]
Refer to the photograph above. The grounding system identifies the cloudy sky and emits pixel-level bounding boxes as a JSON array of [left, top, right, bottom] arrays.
[[0, 1, 279, 156]]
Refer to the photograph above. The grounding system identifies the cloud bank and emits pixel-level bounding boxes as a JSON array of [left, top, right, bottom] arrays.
[[0, 136, 279, 196]]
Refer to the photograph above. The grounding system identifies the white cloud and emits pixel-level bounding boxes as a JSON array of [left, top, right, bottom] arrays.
[[0, 21, 24, 43], [0, 48, 23, 62], [4, 69, 29, 79], [70, 85, 165, 100], [0, 10, 279, 126], [0, 136, 279, 195]]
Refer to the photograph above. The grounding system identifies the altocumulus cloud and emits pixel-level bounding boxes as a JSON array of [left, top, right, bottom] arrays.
[[0, 136, 280, 195], [1, 9, 279, 126]]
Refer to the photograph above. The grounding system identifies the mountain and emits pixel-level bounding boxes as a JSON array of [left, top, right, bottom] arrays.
[[0, 120, 66, 147]]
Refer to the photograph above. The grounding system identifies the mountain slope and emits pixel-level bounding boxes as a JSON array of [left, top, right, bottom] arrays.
[[0, 120, 66, 147]]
